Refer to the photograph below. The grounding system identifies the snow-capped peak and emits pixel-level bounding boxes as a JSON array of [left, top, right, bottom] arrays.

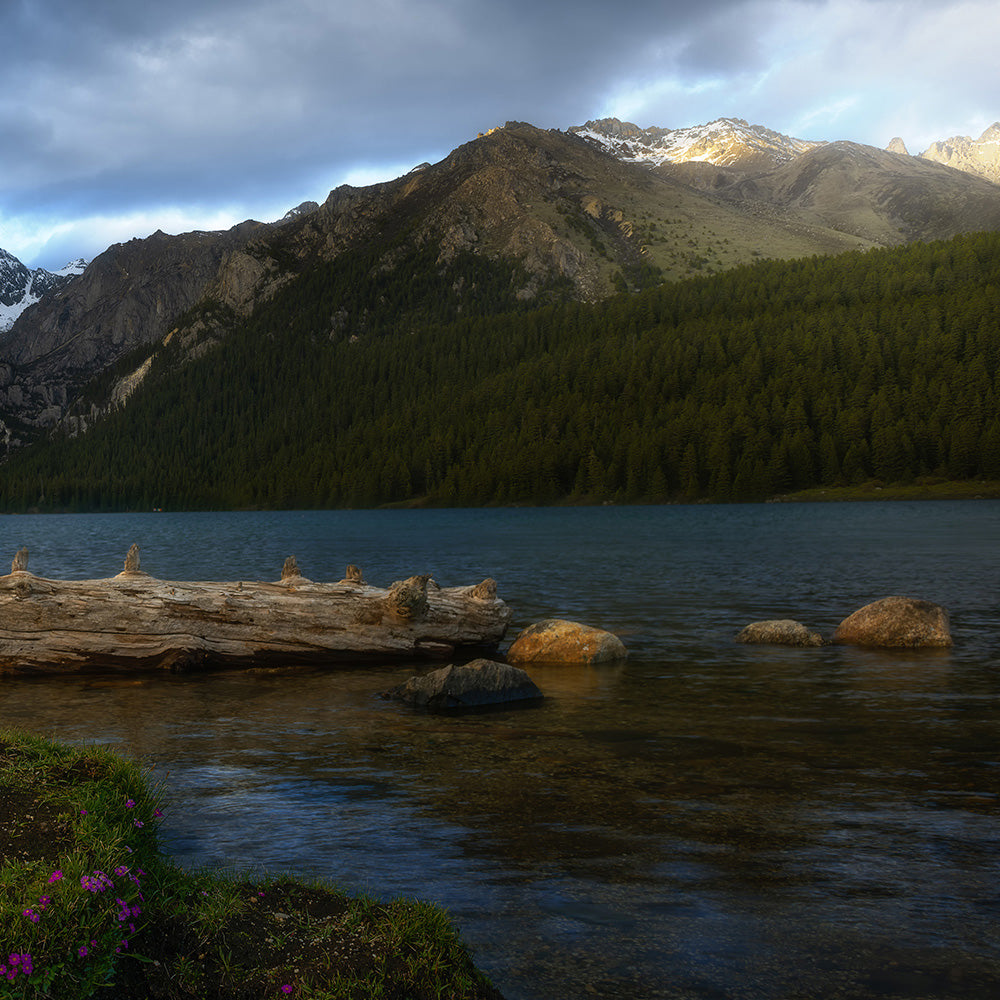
[[52, 258, 89, 277], [570, 117, 825, 170], [0, 250, 87, 334]]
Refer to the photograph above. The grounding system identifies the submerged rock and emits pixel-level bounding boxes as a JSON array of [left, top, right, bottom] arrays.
[[386, 658, 543, 711], [736, 619, 824, 647], [832, 596, 952, 648], [506, 619, 627, 664]]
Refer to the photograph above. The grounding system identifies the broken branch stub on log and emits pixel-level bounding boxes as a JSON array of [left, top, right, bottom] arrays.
[[0, 549, 511, 675]]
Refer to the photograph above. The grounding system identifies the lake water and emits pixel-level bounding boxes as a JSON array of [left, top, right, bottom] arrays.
[[1, 503, 999, 999]]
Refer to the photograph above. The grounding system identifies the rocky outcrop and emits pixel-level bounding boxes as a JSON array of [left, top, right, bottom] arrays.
[[886, 137, 910, 156], [385, 659, 542, 711], [736, 620, 824, 647], [920, 123, 1000, 185], [832, 596, 952, 649], [2, 226, 263, 373], [506, 619, 627, 664]]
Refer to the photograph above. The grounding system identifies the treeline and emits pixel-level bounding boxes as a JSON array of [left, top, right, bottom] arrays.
[[2, 231, 1000, 510]]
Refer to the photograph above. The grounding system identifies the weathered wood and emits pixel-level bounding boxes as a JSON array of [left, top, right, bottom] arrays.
[[0, 549, 511, 674]]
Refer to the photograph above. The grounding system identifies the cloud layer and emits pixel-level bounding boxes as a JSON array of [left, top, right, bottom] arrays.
[[2, 0, 997, 268]]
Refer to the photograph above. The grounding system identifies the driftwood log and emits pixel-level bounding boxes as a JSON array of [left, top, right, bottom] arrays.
[[0, 547, 510, 674]]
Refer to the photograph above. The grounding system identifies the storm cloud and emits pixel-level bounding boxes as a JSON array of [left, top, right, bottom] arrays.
[[2, 0, 997, 268]]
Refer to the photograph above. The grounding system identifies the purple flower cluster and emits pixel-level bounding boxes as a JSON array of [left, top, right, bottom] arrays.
[[2, 953, 33, 982], [8, 796, 164, 985], [80, 870, 115, 893], [21, 891, 55, 923]]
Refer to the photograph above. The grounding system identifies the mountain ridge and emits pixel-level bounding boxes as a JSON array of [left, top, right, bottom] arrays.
[[570, 115, 1000, 185], [569, 117, 825, 171], [4, 114, 1000, 453]]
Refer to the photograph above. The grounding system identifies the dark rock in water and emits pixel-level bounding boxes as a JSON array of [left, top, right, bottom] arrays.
[[832, 596, 952, 648], [506, 618, 627, 664], [736, 619, 824, 647], [386, 658, 543, 711]]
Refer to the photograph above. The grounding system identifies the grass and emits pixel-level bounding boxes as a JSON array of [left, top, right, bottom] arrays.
[[772, 478, 1000, 503], [0, 728, 503, 999]]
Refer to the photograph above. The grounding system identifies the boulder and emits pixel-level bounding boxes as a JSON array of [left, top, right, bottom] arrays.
[[386, 658, 543, 711], [506, 619, 627, 664], [736, 619, 824, 647], [832, 596, 952, 648]]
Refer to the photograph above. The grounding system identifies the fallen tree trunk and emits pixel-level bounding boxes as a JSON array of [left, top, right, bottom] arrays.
[[0, 547, 511, 674]]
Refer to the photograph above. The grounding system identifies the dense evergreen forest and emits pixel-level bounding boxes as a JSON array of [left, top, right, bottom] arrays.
[[2, 230, 1000, 511]]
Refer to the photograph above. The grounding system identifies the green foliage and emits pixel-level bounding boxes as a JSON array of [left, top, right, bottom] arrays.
[[3, 231, 1000, 509]]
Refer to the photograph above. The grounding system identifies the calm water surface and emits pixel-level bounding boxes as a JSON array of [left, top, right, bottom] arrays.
[[1, 503, 999, 999]]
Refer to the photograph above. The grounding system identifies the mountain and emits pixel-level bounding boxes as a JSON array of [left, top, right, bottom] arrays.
[[570, 117, 824, 171], [574, 117, 1000, 246], [0, 121, 874, 446], [919, 122, 1000, 184], [714, 140, 1000, 245], [0, 250, 86, 333], [574, 115, 1000, 190], [5, 116, 1000, 459], [0, 224, 270, 449]]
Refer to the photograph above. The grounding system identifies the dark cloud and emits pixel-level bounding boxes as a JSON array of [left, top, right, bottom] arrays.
[[2, 0, 751, 207]]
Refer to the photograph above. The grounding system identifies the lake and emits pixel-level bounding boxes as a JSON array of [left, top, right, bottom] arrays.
[[1, 503, 998, 998]]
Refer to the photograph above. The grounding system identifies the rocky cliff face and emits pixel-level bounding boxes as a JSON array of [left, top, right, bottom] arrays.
[[3, 225, 266, 373], [920, 123, 1000, 184], [0, 224, 268, 448]]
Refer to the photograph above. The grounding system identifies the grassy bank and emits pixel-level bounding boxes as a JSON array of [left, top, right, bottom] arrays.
[[771, 478, 1000, 503], [0, 728, 502, 999]]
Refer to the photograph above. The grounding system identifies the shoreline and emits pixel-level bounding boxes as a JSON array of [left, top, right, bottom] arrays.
[[4, 478, 1000, 515], [0, 728, 503, 999]]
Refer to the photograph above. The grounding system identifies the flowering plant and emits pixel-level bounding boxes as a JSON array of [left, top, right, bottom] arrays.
[[2, 786, 162, 999]]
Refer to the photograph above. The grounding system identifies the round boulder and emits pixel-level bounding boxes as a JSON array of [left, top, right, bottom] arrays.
[[736, 620, 824, 647], [832, 596, 952, 648], [506, 619, 627, 665], [385, 658, 542, 711]]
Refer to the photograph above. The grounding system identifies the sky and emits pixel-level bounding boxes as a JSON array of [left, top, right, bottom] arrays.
[[2, 0, 998, 270]]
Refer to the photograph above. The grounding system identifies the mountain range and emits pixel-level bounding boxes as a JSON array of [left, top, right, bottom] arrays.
[[3, 115, 1000, 455]]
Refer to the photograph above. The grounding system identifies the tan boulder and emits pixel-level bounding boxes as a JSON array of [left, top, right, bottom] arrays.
[[736, 620, 824, 647], [506, 618, 627, 664], [832, 596, 952, 648]]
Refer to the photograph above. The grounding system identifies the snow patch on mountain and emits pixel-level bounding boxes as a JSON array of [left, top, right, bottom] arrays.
[[570, 117, 825, 170], [0, 250, 88, 333]]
